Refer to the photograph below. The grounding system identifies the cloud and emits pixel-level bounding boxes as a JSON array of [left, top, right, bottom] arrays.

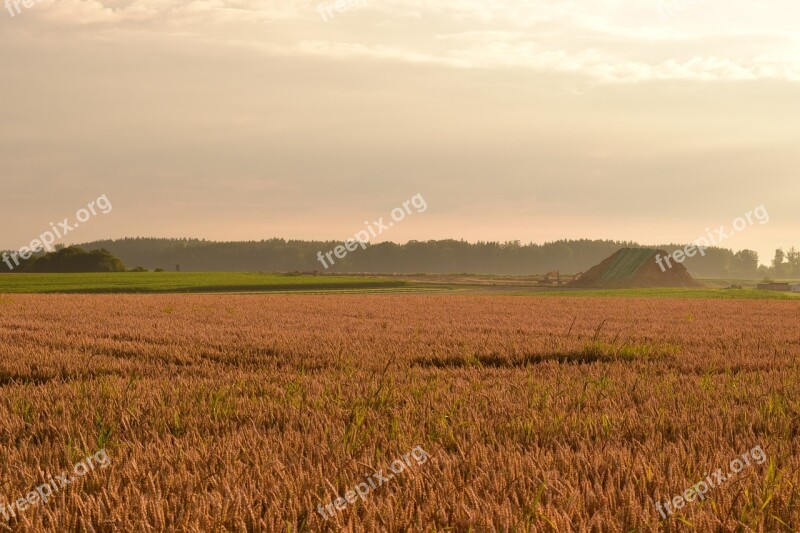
[[3, 0, 798, 82], [0, 0, 798, 259]]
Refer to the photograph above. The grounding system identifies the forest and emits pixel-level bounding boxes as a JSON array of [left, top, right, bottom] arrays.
[[50, 237, 800, 278]]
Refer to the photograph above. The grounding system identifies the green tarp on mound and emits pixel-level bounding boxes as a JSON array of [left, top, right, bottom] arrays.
[[571, 248, 702, 289]]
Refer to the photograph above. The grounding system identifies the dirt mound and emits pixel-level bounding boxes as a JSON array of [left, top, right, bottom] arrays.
[[570, 248, 702, 289]]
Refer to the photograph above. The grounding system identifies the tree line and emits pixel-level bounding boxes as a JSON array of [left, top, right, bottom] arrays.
[[0, 247, 125, 273], [41, 237, 795, 278]]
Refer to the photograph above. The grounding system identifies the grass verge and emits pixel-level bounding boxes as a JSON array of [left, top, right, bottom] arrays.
[[0, 272, 407, 294]]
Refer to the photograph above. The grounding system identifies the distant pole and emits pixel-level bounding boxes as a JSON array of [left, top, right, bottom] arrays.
[[176, 264, 180, 272]]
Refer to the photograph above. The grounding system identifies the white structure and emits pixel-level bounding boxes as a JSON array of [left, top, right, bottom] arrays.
[[792, 284, 800, 293]]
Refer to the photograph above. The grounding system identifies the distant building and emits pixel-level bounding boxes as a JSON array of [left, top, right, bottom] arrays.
[[792, 284, 800, 293], [757, 282, 792, 291]]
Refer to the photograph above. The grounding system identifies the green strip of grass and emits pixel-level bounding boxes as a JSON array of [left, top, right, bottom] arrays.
[[526, 287, 800, 300], [0, 272, 407, 294]]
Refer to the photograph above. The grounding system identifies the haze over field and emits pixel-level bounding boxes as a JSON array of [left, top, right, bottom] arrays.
[[1, 0, 799, 260]]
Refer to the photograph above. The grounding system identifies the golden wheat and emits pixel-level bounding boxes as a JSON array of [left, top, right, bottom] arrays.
[[0, 294, 797, 532]]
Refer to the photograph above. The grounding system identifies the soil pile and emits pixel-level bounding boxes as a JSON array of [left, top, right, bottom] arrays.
[[570, 248, 702, 288]]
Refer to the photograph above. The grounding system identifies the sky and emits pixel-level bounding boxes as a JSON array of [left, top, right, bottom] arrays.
[[1, 0, 798, 263]]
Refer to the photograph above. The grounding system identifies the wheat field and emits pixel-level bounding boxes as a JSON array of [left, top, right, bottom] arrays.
[[0, 294, 797, 532]]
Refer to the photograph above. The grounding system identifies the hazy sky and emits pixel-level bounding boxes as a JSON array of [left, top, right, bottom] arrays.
[[1, 0, 798, 262]]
